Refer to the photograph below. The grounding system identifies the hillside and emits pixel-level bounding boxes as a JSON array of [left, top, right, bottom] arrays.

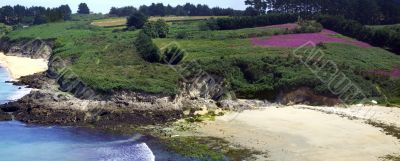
[[5, 15, 400, 105]]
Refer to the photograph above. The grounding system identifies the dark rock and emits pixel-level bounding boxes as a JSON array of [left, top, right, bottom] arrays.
[[0, 111, 12, 121], [0, 90, 183, 126], [0, 37, 54, 59], [277, 87, 342, 106], [15, 72, 51, 89]]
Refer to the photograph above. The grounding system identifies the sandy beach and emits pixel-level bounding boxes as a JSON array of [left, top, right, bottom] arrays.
[[0, 52, 48, 80], [195, 105, 400, 161]]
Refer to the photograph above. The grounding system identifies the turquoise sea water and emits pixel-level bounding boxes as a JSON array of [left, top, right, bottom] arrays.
[[0, 66, 187, 161]]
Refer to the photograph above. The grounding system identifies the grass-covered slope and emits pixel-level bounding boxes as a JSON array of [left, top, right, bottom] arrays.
[[7, 15, 180, 95], [5, 15, 400, 104]]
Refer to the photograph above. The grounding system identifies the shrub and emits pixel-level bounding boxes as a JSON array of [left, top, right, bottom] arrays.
[[127, 13, 148, 29], [155, 19, 169, 38], [143, 19, 169, 38], [162, 45, 185, 65], [176, 30, 189, 39], [143, 21, 157, 37], [208, 13, 297, 30], [293, 20, 323, 33], [135, 31, 161, 62], [0, 23, 12, 37], [200, 18, 219, 31], [33, 15, 48, 25]]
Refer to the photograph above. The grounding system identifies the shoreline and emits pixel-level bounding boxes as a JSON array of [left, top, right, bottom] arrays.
[[0, 52, 398, 160], [0, 52, 48, 80], [193, 105, 400, 161]]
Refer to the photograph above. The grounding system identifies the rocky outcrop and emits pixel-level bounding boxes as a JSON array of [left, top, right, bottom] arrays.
[[0, 111, 12, 121], [11, 72, 52, 89], [277, 87, 341, 106], [1, 90, 183, 126], [0, 38, 54, 59]]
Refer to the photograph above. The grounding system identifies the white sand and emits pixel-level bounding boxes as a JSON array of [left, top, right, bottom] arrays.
[[0, 52, 48, 80], [196, 106, 400, 161]]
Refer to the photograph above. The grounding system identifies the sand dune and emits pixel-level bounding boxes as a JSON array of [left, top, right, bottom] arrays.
[[0, 52, 48, 80]]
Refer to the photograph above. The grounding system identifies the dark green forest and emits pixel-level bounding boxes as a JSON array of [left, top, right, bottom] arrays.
[[246, 0, 400, 25], [109, 3, 243, 17], [0, 5, 72, 26]]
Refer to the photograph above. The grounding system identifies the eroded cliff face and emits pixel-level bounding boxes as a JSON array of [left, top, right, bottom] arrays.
[[0, 72, 227, 125], [0, 38, 342, 124], [0, 38, 53, 59], [277, 87, 341, 106]]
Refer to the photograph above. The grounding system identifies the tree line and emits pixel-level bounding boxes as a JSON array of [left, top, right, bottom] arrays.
[[205, 13, 297, 30], [245, 0, 400, 25], [0, 3, 92, 26], [0, 5, 72, 25], [318, 15, 400, 55], [109, 3, 244, 17]]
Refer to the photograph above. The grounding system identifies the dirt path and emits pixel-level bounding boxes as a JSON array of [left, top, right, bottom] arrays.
[[196, 106, 400, 161]]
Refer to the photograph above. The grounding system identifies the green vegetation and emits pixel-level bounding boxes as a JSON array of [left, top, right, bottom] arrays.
[[7, 15, 179, 95], [0, 5, 72, 25], [110, 3, 240, 17], [127, 13, 148, 29], [293, 20, 323, 33], [5, 14, 400, 104], [143, 19, 169, 38], [162, 44, 186, 65], [0, 23, 12, 37], [135, 31, 161, 63], [207, 13, 297, 30], [162, 136, 261, 161], [318, 15, 400, 54], [91, 16, 228, 28], [77, 3, 90, 14], [246, 0, 400, 25]]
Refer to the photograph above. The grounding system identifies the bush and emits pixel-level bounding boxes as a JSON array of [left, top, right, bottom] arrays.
[[143, 19, 169, 38], [33, 15, 48, 25], [127, 13, 148, 29], [0, 23, 12, 37], [200, 18, 219, 31], [135, 31, 161, 62], [293, 20, 323, 33], [162, 45, 185, 65], [155, 19, 169, 38], [208, 13, 297, 30], [143, 21, 157, 38], [175, 30, 190, 39]]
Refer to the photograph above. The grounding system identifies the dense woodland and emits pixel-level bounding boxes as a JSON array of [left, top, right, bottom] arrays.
[[109, 3, 244, 17]]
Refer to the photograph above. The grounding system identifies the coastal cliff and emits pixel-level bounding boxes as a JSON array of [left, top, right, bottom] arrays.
[[0, 38, 342, 125]]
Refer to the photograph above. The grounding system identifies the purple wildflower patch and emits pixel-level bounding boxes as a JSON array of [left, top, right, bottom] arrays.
[[251, 29, 372, 48]]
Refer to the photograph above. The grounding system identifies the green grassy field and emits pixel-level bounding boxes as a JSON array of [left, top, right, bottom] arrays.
[[6, 15, 400, 104]]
